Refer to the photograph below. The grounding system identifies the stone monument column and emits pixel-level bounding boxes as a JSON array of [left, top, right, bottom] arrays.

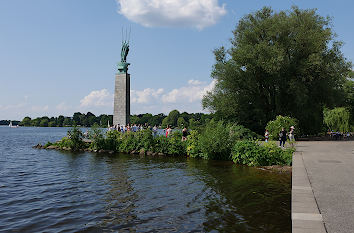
[[113, 38, 131, 126], [113, 72, 130, 126]]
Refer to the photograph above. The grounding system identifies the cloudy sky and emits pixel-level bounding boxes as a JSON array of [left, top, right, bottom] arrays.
[[0, 0, 353, 120]]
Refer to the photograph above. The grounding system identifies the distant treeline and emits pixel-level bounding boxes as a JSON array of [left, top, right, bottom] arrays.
[[16, 110, 212, 128], [0, 120, 20, 126]]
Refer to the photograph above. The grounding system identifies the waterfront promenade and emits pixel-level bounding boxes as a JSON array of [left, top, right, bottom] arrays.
[[292, 141, 354, 233]]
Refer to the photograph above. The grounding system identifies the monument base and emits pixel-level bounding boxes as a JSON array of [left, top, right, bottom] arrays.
[[113, 73, 130, 126]]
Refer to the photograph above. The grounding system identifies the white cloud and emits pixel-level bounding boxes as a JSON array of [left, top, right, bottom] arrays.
[[80, 89, 113, 107], [188, 79, 204, 85], [56, 102, 70, 111], [162, 79, 216, 103], [116, 0, 227, 29], [131, 88, 164, 103], [77, 79, 215, 115]]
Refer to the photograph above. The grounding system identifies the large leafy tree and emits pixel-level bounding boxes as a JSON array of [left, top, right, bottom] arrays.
[[203, 6, 352, 134]]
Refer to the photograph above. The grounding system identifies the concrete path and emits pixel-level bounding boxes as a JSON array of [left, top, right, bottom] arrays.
[[292, 141, 354, 233]]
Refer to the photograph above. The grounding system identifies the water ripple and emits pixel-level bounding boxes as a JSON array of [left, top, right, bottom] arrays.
[[0, 127, 291, 232]]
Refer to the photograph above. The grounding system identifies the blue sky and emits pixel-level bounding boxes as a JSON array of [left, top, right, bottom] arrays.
[[0, 0, 353, 120]]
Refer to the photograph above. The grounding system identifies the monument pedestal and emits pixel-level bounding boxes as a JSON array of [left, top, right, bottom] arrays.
[[113, 73, 130, 126]]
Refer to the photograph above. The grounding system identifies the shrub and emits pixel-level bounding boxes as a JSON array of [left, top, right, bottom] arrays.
[[231, 140, 294, 166], [119, 132, 138, 153], [266, 115, 299, 140], [43, 141, 53, 148], [153, 135, 170, 154], [228, 124, 259, 140], [186, 130, 201, 157], [89, 126, 105, 150], [134, 129, 154, 151], [198, 120, 234, 160], [55, 137, 72, 148], [166, 131, 187, 155], [105, 130, 122, 151], [67, 126, 85, 150]]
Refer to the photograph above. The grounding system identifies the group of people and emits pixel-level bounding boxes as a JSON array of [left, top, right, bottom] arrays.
[[264, 126, 295, 147], [109, 123, 159, 135], [108, 124, 189, 141], [327, 130, 353, 140], [164, 125, 188, 141]]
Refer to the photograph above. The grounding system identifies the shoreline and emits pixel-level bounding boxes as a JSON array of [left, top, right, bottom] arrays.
[[33, 143, 292, 173]]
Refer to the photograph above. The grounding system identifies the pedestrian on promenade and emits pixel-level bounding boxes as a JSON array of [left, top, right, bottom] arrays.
[[264, 129, 269, 142], [289, 126, 295, 144], [279, 127, 287, 147], [182, 126, 188, 141]]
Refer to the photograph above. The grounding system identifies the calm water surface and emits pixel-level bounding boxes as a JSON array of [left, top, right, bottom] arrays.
[[0, 127, 291, 232]]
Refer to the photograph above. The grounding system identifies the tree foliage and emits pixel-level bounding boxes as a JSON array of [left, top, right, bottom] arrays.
[[203, 6, 352, 135], [323, 107, 351, 132], [266, 115, 298, 140]]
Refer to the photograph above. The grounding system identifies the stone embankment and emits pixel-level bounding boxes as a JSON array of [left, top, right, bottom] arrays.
[[292, 141, 354, 233]]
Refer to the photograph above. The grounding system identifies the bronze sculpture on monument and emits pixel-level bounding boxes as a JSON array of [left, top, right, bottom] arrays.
[[113, 31, 131, 126]]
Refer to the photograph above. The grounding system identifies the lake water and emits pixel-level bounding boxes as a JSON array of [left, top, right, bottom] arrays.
[[0, 127, 291, 232]]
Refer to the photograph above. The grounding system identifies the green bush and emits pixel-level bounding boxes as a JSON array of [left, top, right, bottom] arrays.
[[67, 126, 85, 150], [55, 137, 72, 148], [105, 130, 122, 151], [153, 135, 170, 154], [89, 126, 105, 150], [231, 140, 294, 166], [134, 129, 154, 151], [198, 120, 234, 160], [166, 131, 187, 155], [119, 132, 138, 153], [44, 141, 53, 148], [266, 115, 299, 140], [186, 130, 201, 157]]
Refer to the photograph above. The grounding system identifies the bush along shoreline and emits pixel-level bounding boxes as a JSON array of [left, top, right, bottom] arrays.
[[34, 120, 295, 168]]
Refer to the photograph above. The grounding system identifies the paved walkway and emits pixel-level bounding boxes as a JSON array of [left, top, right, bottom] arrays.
[[292, 141, 354, 233]]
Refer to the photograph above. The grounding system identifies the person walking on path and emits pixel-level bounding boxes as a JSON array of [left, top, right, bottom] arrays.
[[264, 129, 269, 142], [279, 127, 287, 147]]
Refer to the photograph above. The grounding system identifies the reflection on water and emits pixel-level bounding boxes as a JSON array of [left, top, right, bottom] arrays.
[[0, 127, 290, 232]]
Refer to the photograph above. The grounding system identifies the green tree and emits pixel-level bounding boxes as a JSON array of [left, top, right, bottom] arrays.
[[73, 112, 82, 125], [189, 118, 197, 129], [130, 115, 139, 125], [177, 117, 187, 128], [63, 117, 72, 126], [266, 115, 299, 140], [343, 75, 354, 125], [99, 114, 110, 127], [57, 115, 65, 127], [203, 6, 352, 134], [40, 119, 49, 127], [161, 117, 169, 128], [31, 118, 41, 127], [167, 110, 180, 127], [21, 116, 32, 126], [48, 121, 57, 127], [323, 107, 351, 132]]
